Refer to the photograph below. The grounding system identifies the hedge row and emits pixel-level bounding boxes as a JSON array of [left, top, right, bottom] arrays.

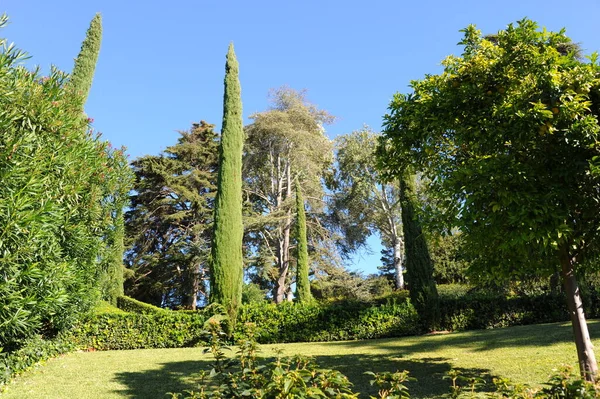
[[66, 290, 589, 351], [234, 297, 420, 343], [69, 312, 208, 350]]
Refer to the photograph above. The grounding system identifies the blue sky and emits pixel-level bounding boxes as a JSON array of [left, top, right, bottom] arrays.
[[2, 1, 599, 275]]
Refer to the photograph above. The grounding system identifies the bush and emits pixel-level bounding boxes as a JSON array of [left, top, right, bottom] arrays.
[[169, 321, 412, 399], [438, 291, 569, 331], [235, 297, 420, 344], [0, 15, 131, 349], [116, 296, 166, 314], [0, 334, 74, 387], [70, 311, 208, 350]]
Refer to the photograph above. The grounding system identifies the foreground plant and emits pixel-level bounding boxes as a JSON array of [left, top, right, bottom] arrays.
[[169, 321, 413, 398]]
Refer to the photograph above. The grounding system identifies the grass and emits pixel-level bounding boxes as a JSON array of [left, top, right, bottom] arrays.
[[4, 320, 600, 398]]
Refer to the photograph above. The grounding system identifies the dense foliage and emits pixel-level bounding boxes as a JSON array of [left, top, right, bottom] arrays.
[[125, 121, 219, 308], [69, 13, 101, 103], [211, 43, 244, 323], [295, 182, 312, 302], [0, 15, 131, 350], [379, 19, 600, 378]]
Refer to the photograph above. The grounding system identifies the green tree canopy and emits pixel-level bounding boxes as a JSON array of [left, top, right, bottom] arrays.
[[125, 121, 219, 309], [379, 19, 600, 379]]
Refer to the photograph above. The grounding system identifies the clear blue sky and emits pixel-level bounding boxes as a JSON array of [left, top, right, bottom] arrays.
[[3, 1, 599, 275]]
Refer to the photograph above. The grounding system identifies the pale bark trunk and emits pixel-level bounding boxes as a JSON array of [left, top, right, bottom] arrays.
[[273, 158, 292, 304], [393, 238, 404, 290], [560, 243, 598, 381]]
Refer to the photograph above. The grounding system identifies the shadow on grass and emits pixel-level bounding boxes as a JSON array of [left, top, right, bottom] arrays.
[[325, 320, 600, 354], [111, 354, 497, 399]]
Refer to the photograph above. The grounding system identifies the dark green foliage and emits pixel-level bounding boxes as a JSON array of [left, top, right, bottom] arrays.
[[70, 13, 102, 103], [399, 173, 440, 330], [116, 296, 167, 314], [211, 43, 244, 322], [438, 290, 570, 331], [295, 182, 312, 302], [0, 16, 131, 350], [0, 334, 75, 387], [125, 122, 219, 308]]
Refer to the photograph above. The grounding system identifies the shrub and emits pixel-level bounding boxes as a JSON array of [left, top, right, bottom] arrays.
[[116, 296, 166, 314], [0, 334, 74, 387], [169, 321, 413, 399], [0, 15, 131, 350], [70, 311, 208, 350], [438, 291, 569, 331], [235, 297, 420, 344]]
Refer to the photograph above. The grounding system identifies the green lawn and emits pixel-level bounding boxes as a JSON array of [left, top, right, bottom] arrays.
[[4, 320, 600, 398]]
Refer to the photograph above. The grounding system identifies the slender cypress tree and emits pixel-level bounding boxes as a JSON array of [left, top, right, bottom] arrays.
[[70, 13, 102, 103], [295, 181, 312, 302], [399, 172, 439, 330], [211, 43, 244, 324]]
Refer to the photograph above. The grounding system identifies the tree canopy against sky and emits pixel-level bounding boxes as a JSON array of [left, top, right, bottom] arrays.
[[125, 122, 218, 309], [379, 19, 600, 379], [330, 128, 405, 289], [243, 87, 334, 303], [6, 0, 600, 275]]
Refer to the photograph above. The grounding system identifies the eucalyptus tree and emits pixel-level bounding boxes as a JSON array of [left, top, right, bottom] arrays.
[[379, 19, 600, 379], [330, 128, 405, 289], [244, 87, 334, 303]]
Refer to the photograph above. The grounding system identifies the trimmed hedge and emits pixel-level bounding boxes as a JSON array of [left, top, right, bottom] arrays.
[[439, 291, 569, 331], [116, 296, 166, 314], [70, 312, 207, 350], [67, 290, 591, 351], [235, 298, 420, 344]]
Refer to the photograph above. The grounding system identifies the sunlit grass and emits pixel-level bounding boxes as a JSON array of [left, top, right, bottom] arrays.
[[4, 320, 600, 398]]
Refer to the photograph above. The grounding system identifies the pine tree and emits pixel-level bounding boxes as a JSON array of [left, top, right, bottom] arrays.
[[399, 172, 439, 330], [70, 13, 102, 103], [295, 181, 312, 302], [211, 44, 244, 324]]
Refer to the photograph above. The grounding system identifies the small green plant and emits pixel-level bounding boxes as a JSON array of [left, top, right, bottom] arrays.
[[443, 369, 485, 398], [365, 370, 414, 398], [169, 320, 413, 398]]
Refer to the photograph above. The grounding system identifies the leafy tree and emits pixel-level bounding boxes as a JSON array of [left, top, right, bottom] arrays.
[[211, 43, 244, 322], [0, 14, 129, 348], [294, 181, 312, 302], [70, 13, 101, 103], [244, 87, 334, 303], [379, 19, 600, 378], [329, 128, 405, 289], [125, 122, 218, 309]]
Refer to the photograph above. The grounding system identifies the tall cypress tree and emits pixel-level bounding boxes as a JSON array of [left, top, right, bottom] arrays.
[[399, 172, 439, 330], [211, 43, 244, 324], [295, 181, 312, 302], [70, 13, 102, 103]]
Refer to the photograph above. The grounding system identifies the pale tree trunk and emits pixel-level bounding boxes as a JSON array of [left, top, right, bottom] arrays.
[[393, 237, 404, 290], [560, 243, 598, 381], [273, 158, 292, 304]]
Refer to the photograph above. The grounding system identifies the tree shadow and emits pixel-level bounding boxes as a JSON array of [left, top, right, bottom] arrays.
[[112, 359, 210, 399], [111, 353, 497, 398], [324, 320, 600, 354]]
